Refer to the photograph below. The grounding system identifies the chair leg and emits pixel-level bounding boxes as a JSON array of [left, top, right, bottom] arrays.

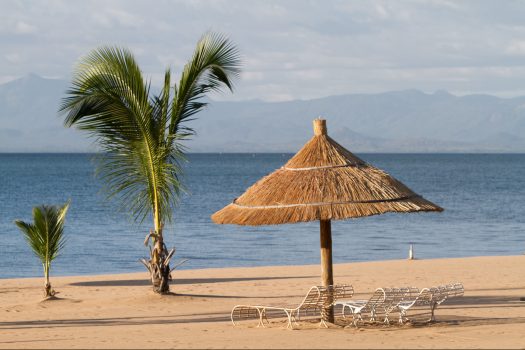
[[262, 311, 270, 326], [285, 310, 295, 330], [370, 307, 377, 322], [291, 311, 300, 329], [429, 303, 437, 322], [257, 309, 268, 328], [352, 313, 362, 328], [231, 309, 237, 326], [384, 314, 390, 325], [341, 305, 348, 319], [398, 310, 406, 325]]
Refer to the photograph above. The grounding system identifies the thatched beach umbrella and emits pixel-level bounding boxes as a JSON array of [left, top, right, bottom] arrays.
[[212, 119, 442, 320]]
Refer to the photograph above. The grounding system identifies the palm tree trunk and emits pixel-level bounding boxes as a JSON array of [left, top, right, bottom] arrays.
[[43, 262, 53, 298], [148, 207, 171, 294], [155, 236, 171, 294]]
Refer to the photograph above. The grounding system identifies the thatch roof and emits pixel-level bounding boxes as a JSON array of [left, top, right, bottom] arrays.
[[211, 119, 443, 226]]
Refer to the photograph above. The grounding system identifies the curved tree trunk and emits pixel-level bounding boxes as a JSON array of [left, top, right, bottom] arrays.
[[141, 220, 173, 294], [150, 231, 171, 294]]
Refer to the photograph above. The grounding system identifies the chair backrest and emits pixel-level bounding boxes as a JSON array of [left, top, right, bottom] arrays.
[[297, 286, 323, 310], [446, 282, 464, 297], [382, 287, 396, 307], [378, 287, 405, 314], [302, 284, 355, 316], [429, 282, 464, 304], [379, 287, 415, 311], [361, 288, 387, 313], [333, 284, 354, 302], [413, 288, 433, 306], [406, 286, 420, 298], [309, 284, 354, 306], [431, 285, 448, 303], [392, 287, 414, 304]]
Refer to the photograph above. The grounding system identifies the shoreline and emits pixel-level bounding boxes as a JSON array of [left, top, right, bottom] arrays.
[[3, 254, 524, 281], [1, 255, 524, 348]]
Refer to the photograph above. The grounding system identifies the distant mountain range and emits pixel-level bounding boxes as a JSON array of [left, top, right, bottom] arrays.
[[1, 74, 525, 153]]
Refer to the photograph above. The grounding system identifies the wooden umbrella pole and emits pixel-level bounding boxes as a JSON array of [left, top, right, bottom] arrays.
[[320, 219, 333, 286], [320, 219, 334, 323]]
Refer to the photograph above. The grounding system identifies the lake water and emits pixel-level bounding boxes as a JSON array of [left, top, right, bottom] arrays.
[[1, 153, 524, 278]]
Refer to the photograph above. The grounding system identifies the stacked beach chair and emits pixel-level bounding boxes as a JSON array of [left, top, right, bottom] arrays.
[[231, 283, 464, 329], [336, 283, 464, 327]]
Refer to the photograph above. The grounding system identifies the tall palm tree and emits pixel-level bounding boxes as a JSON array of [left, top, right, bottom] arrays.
[[60, 32, 241, 293], [15, 202, 70, 299]]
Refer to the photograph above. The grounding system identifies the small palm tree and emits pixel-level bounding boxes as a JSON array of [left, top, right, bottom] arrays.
[[60, 32, 241, 293], [15, 202, 70, 299]]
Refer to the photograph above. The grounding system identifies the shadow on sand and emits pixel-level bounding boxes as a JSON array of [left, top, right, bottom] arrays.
[[439, 295, 525, 308], [0, 312, 233, 331], [69, 275, 315, 287], [2, 293, 525, 332], [2, 311, 525, 332]]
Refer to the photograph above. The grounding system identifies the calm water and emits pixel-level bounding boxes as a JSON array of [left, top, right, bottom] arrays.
[[1, 153, 524, 279]]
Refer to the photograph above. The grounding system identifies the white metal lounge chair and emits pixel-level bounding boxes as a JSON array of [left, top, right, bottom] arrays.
[[428, 282, 464, 321], [397, 282, 464, 324], [336, 287, 418, 326], [380, 287, 420, 324], [336, 288, 387, 326], [396, 288, 433, 324], [231, 284, 353, 329]]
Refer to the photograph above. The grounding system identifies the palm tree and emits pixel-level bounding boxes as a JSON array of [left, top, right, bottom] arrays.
[[59, 32, 241, 293], [15, 202, 70, 299]]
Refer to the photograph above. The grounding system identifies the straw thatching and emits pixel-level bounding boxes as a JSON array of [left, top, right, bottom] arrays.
[[211, 119, 442, 226]]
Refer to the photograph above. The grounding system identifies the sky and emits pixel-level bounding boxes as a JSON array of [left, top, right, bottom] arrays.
[[2, 0, 525, 101]]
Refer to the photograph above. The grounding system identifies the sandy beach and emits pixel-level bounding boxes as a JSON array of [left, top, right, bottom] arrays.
[[1, 255, 524, 349]]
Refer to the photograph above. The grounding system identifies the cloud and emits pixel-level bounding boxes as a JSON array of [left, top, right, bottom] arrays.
[[242, 71, 265, 82], [14, 21, 37, 34], [93, 8, 144, 29], [373, 3, 390, 19], [505, 40, 525, 56], [4, 53, 22, 64], [1, 0, 525, 100]]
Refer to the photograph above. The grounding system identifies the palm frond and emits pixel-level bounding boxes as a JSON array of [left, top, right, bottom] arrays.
[[60, 33, 241, 226], [170, 32, 242, 140], [15, 202, 69, 264], [60, 46, 165, 223]]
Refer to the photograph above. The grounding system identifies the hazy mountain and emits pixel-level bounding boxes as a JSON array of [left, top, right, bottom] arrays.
[[0, 73, 91, 152], [1, 74, 525, 153]]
